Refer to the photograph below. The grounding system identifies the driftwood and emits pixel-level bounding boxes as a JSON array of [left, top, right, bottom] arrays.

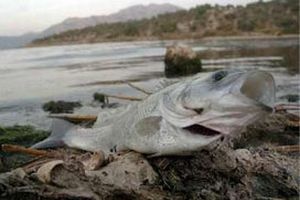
[[1, 144, 56, 158], [49, 114, 98, 123], [275, 103, 300, 112], [272, 145, 300, 153], [1, 144, 106, 172]]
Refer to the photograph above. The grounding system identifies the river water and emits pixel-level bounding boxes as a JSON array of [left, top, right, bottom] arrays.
[[0, 36, 299, 129]]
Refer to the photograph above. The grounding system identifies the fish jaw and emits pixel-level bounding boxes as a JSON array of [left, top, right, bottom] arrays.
[[160, 70, 276, 137], [148, 119, 223, 157], [192, 71, 276, 135]]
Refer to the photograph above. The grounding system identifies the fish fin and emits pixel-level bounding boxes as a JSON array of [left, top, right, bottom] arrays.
[[93, 105, 132, 127], [31, 138, 65, 149], [31, 119, 75, 149], [154, 79, 179, 92], [146, 152, 162, 158]]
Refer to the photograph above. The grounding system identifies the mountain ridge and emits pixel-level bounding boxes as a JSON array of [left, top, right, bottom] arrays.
[[0, 3, 182, 49], [41, 3, 182, 37]]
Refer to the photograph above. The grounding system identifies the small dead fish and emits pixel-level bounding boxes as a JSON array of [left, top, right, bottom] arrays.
[[33, 69, 275, 157]]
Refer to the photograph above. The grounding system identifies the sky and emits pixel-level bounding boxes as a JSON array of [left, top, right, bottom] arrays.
[[0, 0, 259, 36]]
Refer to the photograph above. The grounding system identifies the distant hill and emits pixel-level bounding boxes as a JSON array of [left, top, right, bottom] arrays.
[[0, 33, 38, 50], [30, 0, 299, 47], [41, 3, 182, 37], [0, 3, 182, 49]]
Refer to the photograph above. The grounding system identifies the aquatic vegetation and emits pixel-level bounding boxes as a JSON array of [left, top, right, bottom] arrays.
[[42, 100, 82, 113], [279, 94, 300, 103], [93, 92, 108, 104], [0, 125, 49, 146], [0, 125, 49, 172]]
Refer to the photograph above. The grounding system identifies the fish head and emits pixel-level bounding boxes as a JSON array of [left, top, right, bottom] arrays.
[[160, 69, 276, 136]]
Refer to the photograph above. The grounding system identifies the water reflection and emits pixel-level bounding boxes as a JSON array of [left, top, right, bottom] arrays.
[[199, 45, 299, 73]]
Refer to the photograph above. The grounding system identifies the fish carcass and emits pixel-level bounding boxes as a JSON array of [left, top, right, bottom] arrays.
[[33, 69, 275, 157]]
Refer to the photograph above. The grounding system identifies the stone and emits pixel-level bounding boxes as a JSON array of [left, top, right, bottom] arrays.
[[86, 152, 158, 190], [164, 45, 202, 77], [80, 151, 105, 171]]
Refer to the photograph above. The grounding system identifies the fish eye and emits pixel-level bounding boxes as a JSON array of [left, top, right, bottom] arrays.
[[212, 71, 228, 82]]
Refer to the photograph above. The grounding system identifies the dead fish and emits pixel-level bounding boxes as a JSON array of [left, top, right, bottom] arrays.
[[32, 69, 275, 157]]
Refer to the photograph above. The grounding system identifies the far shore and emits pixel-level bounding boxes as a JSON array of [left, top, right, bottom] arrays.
[[25, 34, 299, 49]]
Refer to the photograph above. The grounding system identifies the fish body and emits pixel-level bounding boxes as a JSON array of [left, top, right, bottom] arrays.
[[33, 69, 275, 157]]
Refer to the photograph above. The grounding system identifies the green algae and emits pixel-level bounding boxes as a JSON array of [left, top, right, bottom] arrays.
[[0, 125, 49, 172]]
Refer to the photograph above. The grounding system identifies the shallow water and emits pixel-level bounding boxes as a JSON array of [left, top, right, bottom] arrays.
[[0, 37, 299, 128]]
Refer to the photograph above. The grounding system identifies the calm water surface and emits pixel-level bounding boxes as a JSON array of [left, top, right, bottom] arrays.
[[0, 37, 299, 128]]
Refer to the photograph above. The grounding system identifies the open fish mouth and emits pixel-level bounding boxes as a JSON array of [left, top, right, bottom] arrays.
[[183, 71, 276, 136], [183, 124, 221, 136]]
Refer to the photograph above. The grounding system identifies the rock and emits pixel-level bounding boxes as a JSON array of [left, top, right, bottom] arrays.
[[0, 152, 169, 200], [235, 149, 254, 171], [80, 151, 105, 171], [42, 100, 82, 113], [234, 113, 299, 149], [164, 45, 202, 77], [86, 152, 158, 190], [251, 151, 299, 199], [148, 113, 299, 199]]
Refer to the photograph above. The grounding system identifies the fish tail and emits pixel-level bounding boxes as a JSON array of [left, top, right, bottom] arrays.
[[31, 119, 75, 149]]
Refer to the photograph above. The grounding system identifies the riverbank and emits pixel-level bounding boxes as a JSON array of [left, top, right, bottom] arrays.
[[26, 34, 299, 48]]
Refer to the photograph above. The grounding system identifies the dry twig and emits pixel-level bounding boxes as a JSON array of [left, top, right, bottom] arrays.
[[273, 145, 300, 153]]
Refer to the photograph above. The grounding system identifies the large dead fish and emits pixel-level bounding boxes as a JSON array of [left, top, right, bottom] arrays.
[[33, 69, 275, 156]]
